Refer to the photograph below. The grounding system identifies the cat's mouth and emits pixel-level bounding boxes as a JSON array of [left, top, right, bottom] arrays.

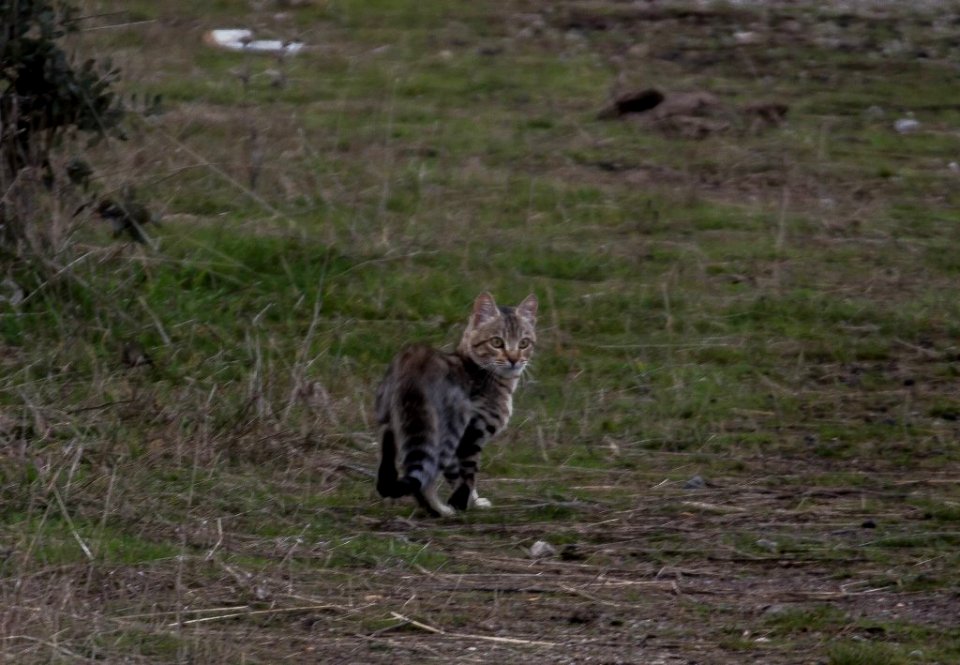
[[493, 362, 525, 377]]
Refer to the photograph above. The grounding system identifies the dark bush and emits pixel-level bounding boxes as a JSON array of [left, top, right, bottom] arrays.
[[0, 0, 125, 254]]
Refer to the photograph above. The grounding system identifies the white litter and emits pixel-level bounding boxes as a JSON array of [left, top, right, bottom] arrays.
[[204, 29, 304, 55], [894, 117, 920, 134]]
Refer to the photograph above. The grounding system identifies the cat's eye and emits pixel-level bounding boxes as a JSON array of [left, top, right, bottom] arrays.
[[490, 337, 504, 348], [519, 338, 532, 349]]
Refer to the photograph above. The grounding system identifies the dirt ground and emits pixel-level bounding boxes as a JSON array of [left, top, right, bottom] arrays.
[[3, 0, 960, 663]]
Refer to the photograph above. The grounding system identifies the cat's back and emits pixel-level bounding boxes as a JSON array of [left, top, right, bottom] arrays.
[[375, 343, 466, 423], [385, 343, 461, 381]]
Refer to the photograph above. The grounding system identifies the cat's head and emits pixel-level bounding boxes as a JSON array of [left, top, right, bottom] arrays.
[[459, 292, 538, 378]]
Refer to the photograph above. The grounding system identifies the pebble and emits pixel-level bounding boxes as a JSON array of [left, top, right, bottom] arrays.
[[755, 538, 778, 552], [683, 475, 707, 490], [528, 540, 557, 558]]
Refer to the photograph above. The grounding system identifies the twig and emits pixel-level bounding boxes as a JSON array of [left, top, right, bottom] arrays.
[[81, 19, 158, 32], [168, 604, 341, 627], [116, 605, 250, 620], [775, 185, 790, 254], [328, 251, 433, 280], [388, 612, 556, 647], [681, 501, 747, 514], [138, 295, 171, 345], [204, 517, 223, 561], [66, 399, 136, 414], [51, 484, 94, 561], [892, 478, 960, 485], [337, 463, 376, 479]]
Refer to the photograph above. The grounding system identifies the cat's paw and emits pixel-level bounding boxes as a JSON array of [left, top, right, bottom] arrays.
[[472, 497, 493, 509], [435, 503, 456, 517]]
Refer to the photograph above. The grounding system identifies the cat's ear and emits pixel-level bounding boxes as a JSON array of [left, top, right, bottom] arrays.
[[471, 292, 500, 326], [517, 293, 538, 321]]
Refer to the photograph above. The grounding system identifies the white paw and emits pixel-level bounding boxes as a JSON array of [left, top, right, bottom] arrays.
[[473, 497, 493, 509], [435, 503, 456, 517]]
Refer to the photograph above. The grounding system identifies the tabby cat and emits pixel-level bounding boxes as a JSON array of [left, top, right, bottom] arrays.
[[375, 292, 538, 516]]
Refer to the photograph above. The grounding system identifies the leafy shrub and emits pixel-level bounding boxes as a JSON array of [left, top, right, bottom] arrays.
[[0, 0, 125, 256]]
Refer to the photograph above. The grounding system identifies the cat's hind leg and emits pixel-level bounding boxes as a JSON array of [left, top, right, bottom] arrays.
[[377, 427, 419, 498], [395, 391, 449, 515]]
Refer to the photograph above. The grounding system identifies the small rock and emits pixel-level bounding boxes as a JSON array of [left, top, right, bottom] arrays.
[[477, 45, 503, 57], [683, 475, 707, 490], [121, 341, 153, 368], [780, 20, 803, 34], [882, 40, 907, 57], [568, 607, 599, 624], [264, 68, 286, 88], [864, 105, 885, 119], [755, 538, 778, 552], [762, 603, 792, 617], [598, 87, 665, 119], [734, 31, 759, 45], [742, 101, 789, 126], [894, 118, 920, 134], [861, 519, 877, 529], [0, 277, 24, 306], [948, 161, 959, 173], [528, 540, 557, 558]]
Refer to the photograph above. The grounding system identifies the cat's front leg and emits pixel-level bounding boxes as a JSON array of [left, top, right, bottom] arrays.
[[449, 475, 492, 510], [469, 489, 492, 509], [448, 418, 493, 511]]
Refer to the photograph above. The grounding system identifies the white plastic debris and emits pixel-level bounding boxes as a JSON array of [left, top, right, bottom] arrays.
[[204, 29, 304, 55], [894, 117, 920, 134]]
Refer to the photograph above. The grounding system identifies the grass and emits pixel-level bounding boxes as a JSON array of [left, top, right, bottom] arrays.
[[2, 0, 960, 662], [828, 642, 909, 665]]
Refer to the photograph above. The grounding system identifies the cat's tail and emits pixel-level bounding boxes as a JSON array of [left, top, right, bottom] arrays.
[[376, 427, 420, 498]]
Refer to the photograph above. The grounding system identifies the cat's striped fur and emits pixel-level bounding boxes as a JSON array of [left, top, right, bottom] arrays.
[[375, 292, 538, 516]]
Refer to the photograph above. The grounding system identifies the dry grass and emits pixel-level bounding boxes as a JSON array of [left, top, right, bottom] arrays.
[[2, 0, 960, 663]]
